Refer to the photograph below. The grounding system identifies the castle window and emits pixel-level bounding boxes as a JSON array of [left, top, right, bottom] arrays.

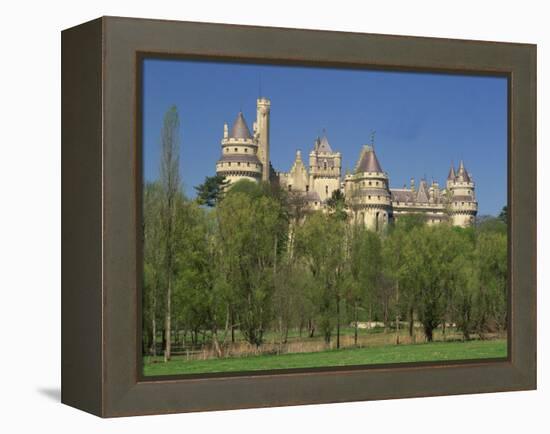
[[461, 202, 464, 205], [228, 162, 232, 166], [245, 148, 248, 152], [325, 186, 329, 195], [368, 196, 371, 199], [288, 185, 292, 191], [247, 162, 250, 167], [369, 181, 372, 186], [324, 161, 327, 170], [234, 147, 238, 152], [378, 196, 380, 200], [237, 162, 241, 166], [306, 185, 309, 192]]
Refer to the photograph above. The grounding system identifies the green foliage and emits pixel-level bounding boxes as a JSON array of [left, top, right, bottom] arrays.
[[194, 174, 229, 207], [326, 189, 347, 221], [295, 212, 348, 345], [143, 161, 508, 360], [216, 190, 287, 346], [498, 205, 507, 225]]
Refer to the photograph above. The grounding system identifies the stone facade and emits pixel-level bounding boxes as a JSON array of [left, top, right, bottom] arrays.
[[216, 97, 478, 230]]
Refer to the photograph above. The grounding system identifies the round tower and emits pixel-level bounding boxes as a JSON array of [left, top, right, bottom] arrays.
[[447, 160, 477, 227], [216, 112, 262, 184], [346, 145, 392, 231]]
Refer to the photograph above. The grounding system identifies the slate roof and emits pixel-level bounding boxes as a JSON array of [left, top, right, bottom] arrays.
[[447, 165, 456, 180], [416, 180, 430, 203], [391, 189, 415, 203], [355, 145, 383, 173], [218, 154, 261, 164], [229, 112, 252, 139], [314, 135, 333, 153]]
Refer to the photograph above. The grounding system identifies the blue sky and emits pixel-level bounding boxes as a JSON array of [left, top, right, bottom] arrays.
[[142, 58, 507, 216]]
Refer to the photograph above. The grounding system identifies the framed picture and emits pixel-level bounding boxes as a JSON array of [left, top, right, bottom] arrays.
[[61, 16, 536, 417]]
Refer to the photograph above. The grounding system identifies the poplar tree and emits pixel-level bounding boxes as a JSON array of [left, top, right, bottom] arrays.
[[159, 105, 181, 361]]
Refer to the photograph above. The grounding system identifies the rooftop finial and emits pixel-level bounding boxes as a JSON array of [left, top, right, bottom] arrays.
[[370, 130, 376, 147]]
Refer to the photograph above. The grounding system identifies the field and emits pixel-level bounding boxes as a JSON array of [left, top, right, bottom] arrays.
[[143, 338, 507, 376]]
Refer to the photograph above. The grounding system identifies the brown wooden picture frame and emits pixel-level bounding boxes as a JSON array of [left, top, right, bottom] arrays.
[[61, 16, 536, 417]]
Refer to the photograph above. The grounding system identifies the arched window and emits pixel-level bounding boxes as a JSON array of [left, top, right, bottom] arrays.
[[323, 161, 327, 170], [325, 185, 329, 195], [288, 185, 292, 191]]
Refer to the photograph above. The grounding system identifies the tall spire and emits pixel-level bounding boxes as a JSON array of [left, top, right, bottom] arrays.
[[447, 163, 456, 180], [456, 160, 471, 182]]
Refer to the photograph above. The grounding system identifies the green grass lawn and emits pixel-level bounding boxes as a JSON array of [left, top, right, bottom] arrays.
[[143, 339, 507, 377]]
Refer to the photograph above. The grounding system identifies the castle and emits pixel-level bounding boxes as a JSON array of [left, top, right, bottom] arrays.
[[216, 97, 478, 230]]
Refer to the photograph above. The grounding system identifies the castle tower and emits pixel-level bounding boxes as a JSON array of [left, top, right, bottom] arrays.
[[216, 112, 262, 185], [255, 97, 271, 182], [282, 150, 309, 192], [345, 145, 391, 231], [308, 133, 342, 202], [447, 160, 477, 227]]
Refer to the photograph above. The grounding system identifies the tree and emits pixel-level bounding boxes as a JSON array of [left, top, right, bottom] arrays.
[[347, 226, 382, 344], [216, 187, 287, 346], [159, 105, 181, 361], [475, 230, 507, 334], [498, 205, 507, 225], [295, 212, 347, 347], [142, 181, 164, 356], [326, 189, 347, 221], [194, 174, 229, 207], [392, 214, 427, 341]]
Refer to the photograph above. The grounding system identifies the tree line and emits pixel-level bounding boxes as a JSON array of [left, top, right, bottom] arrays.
[[143, 106, 507, 361]]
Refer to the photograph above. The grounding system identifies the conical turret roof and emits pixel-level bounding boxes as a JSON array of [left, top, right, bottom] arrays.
[[447, 164, 456, 180], [456, 160, 471, 182], [355, 145, 383, 173], [229, 112, 252, 139]]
